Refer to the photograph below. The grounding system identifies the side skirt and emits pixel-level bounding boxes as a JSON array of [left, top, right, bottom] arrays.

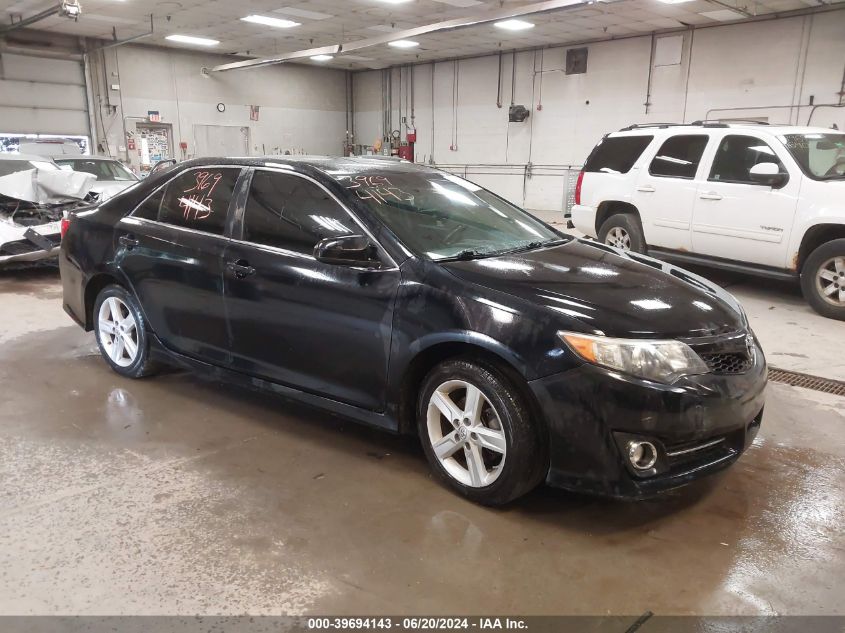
[[147, 333, 400, 434], [648, 248, 799, 282]]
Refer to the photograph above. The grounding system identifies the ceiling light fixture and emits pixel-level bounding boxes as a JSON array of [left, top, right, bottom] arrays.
[[388, 39, 420, 48], [241, 14, 301, 28], [656, 0, 695, 3], [165, 34, 220, 46], [494, 19, 535, 30], [375, 0, 414, 4], [310, 55, 334, 61]]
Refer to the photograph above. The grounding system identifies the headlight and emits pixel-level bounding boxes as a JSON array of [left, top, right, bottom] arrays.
[[559, 331, 709, 384]]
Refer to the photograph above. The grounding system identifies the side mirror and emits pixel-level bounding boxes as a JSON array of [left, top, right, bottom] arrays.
[[749, 162, 788, 188], [314, 234, 381, 268]]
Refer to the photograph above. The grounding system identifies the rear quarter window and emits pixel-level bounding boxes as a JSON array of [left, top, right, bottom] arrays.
[[583, 136, 654, 174]]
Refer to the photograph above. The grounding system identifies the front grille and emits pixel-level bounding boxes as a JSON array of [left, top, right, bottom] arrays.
[[700, 352, 752, 375]]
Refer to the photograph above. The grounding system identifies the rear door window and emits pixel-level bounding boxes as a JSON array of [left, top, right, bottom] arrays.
[[709, 135, 784, 184], [584, 136, 653, 174], [649, 135, 709, 179], [156, 168, 241, 235]]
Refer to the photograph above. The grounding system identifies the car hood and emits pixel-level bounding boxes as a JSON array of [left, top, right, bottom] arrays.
[[91, 180, 135, 201], [440, 239, 745, 339]]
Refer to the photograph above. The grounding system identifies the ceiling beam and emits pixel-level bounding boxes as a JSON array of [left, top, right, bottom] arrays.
[[211, 0, 588, 73]]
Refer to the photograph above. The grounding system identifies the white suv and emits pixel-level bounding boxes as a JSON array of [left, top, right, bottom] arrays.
[[571, 123, 845, 320]]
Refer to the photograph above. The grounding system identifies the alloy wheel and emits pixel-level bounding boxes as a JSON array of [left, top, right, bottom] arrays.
[[815, 256, 845, 307], [426, 379, 507, 488], [606, 227, 631, 250], [98, 297, 139, 368]]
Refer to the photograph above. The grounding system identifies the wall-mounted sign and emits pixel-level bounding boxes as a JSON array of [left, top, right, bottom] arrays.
[[250, 105, 260, 121], [148, 111, 161, 123]]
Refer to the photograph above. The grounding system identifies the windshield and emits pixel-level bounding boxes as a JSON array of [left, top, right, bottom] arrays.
[[781, 133, 845, 180], [56, 159, 138, 182], [0, 159, 58, 177], [328, 170, 564, 260]]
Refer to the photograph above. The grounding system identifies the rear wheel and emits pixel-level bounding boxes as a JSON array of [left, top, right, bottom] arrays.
[[417, 358, 547, 506], [801, 239, 845, 321], [598, 213, 646, 254], [94, 284, 160, 378]]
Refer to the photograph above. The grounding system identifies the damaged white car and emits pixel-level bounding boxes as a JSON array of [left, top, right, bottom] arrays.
[[0, 154, 97, 265]]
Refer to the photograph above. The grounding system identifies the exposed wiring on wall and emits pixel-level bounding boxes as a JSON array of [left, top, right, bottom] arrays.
[[644, 33, 655, 114], [790, 14, 813, 125], [430, 61, 436, 163], [536, 48, 544, 111], [496, 50, 503, 109], [681, 29, 695, 123], [510, 49, 516, 107]]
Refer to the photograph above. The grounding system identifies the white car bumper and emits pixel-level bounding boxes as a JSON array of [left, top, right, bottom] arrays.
[[0, 220, 62, 265], [571, 204, 597, 237]]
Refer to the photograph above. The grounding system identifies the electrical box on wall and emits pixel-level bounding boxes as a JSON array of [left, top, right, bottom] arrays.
[[566, 47, 588, 75], [509, 105, 530, 123]]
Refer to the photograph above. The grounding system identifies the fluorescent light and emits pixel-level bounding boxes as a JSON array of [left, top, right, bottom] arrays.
[[494, 19, 535, 31], [310, 55, 334, 61], [241, 15, 301, 28], [165, 34, 219, 46], [388, 39, 419, 48], [657, 0, 694, 3], [375, 0, 413, 3]]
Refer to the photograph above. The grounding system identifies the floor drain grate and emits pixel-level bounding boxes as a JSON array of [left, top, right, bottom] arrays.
[[768, 367, 845, 396]]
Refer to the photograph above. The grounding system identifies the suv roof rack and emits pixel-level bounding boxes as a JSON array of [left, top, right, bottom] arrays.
[[619, 120, 772, 132], [690, 119, 771, 126]]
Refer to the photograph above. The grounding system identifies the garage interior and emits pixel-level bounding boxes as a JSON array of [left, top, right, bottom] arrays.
[[1, 0, 844, 623]]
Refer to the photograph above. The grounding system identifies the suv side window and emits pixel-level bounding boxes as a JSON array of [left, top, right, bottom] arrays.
[[649, 135, 709, 179], [583, 136, 653, 174], [243, 170, 356, 254], [156, 168, 241, 235], [709, 135, 784, 184]]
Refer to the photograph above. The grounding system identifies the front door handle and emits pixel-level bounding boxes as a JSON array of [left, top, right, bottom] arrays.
[[699, 192, 723, 201], [226, 259, 256, 279], [118, 234, 139, 250], [636, 185, 656, 193]]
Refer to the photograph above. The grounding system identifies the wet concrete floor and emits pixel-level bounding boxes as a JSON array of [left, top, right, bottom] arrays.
[[1, 268, 843, 615]]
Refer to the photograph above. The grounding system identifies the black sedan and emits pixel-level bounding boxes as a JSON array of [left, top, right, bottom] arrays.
[[59, 157, 766, 505]]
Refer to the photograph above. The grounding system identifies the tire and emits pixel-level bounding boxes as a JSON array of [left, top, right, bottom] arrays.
[[93, 284, 160, 378], [417, 358, 547, 506], [800, 238, 845, 321], [598, 213, 647, 254]]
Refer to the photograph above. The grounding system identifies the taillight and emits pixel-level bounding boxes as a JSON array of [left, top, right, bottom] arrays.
[[60, 216, 71, 239], [574, 171, 585, 206]]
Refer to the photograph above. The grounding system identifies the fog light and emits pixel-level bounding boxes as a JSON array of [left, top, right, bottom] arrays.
[[627, 440, 657, 470]]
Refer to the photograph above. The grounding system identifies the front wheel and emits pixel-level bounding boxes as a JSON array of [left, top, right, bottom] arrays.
[[801, 239, 845, 321], [417, 358, 547, 506], [598, 213, 647, 254], [94, 284, 160, 377]]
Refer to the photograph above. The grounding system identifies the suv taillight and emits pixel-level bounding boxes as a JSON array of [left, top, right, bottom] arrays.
[[60, 216, 71, 239], [574, 170, 585, 206]]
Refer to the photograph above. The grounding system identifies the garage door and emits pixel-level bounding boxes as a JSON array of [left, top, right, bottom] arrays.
[[0, 52, 89, 136]]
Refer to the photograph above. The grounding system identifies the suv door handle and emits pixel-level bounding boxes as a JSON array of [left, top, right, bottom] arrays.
[[226, 259, 256, 279], [118, 234, 139, 250], [699, 192, 723, 201], [636, 185, 656, 193]]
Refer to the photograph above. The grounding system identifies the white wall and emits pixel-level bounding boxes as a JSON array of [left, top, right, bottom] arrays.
[[90, 44, 349, 171], [353, 9, 845, 212]]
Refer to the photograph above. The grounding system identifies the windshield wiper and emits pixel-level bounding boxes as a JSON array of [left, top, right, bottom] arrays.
[[493, 238, 567, 256], [439, 249, 489, 262]]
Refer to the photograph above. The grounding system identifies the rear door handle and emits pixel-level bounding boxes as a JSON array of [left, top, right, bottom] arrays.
[[118, 234, 139, 249], [636, 185, 656, 193], [226, 259, 256, 279], [699, 192, 723, 201]]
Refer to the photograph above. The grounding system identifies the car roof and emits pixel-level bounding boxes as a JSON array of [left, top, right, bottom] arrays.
[[171, 155, 436, 175], [0, 153, 54, 162]]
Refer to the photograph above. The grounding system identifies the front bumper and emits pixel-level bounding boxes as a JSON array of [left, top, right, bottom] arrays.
[[529, 341, 767, 498], [0, 223, 62, 265], [570, 204, 597, 237]]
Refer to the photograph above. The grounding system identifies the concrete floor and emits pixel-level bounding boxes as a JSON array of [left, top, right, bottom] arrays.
[[0, 265, 843, 617]]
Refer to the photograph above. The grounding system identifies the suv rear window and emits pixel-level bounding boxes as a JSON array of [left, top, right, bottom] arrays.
[[583, 136, 653, 174]]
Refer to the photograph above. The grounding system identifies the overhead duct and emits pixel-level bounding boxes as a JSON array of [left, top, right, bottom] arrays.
[[211, 0, 590, 73]]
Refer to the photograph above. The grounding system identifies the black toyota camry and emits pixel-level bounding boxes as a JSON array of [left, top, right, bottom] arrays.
[[59, 156, 766, 505]]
